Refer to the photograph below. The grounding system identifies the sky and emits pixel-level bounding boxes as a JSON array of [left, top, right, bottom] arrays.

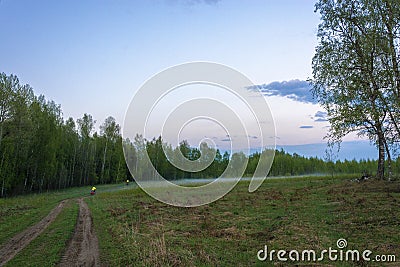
[[0, 0, 376, 158]]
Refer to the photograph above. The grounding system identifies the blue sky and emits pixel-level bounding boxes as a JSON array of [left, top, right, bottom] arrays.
[[0, 0, 376, 158]]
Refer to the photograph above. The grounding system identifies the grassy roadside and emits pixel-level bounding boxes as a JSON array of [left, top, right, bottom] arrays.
[[87, 175, 400, 266], [0, 194, 62, 246], [0, 183, 124, 246], [5, 199, 79, 267]]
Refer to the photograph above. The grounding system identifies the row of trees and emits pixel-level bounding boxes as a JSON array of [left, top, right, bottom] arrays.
[[131, 135, 399, 180], [312, 0, 400, 179], [0, 73, 129, 197], [1, 71, 398, 196]]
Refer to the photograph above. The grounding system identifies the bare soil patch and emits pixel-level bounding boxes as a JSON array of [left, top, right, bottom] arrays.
[[59, 198, 100, 267]]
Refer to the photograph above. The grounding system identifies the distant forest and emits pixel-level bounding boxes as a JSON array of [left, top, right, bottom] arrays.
[[1, 73, 399, 197], [129, 135, 400, 181]]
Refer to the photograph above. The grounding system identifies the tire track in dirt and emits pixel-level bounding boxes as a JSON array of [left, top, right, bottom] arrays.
[[59, 198, 100, 267], [0, 200, 67, 266]]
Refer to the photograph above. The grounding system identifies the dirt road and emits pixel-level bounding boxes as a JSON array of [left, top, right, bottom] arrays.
[[59, 198, 100, 267], [0, 200, 67, 266]]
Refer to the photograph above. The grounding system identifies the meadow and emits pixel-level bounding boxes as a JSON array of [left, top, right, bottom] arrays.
[[1, 175, 399, 266], [87, 175, 400, 266]]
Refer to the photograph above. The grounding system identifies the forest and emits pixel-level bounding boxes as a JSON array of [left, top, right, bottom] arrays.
[[131, 135, 400, 180], [1, 72, 399, 197]]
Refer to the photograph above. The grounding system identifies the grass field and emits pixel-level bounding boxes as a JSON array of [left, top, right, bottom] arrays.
[[1, 176, 399, 266], [0, 183, 131, 244], [86, 175, 400, 266], [5, 200, 79, 267]]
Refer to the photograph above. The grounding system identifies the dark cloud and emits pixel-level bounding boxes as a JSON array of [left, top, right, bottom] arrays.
[[249, 79, 317, 104], [248, 135, 258, 139], [299, 125, 314, 129], [314, 111, 328, 122], [220, 138, 231, 142], [315, 111, 327, 118]]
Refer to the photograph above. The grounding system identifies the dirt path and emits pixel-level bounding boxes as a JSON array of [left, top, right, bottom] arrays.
[[0, 200, 67, 266], [59, 198, 100, 267]]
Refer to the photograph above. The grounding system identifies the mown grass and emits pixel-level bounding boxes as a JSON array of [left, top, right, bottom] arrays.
[[5, 200, 79, 266], [87, 175, 400, 266]]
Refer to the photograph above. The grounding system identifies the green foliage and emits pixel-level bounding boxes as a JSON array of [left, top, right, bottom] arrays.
[[311, 0, 400, 179], [134, 137, 397, 179], [1, 72, 398, 197], [0, 73, 130, 197]]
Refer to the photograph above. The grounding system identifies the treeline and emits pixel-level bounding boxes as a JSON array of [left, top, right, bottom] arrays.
[[268, 150, 399, 177], [132, 136, 400, 180], [0, 73, 129, 197], [1, 73, 398, 197]]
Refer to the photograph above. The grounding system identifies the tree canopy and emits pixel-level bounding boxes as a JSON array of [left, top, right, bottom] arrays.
[[1, 71, 399, 197], [0, 73, 129, 196], [311, 0, 400, 179]]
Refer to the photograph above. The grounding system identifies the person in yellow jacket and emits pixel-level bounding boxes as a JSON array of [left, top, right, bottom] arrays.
[[90, 186, 96, 195]]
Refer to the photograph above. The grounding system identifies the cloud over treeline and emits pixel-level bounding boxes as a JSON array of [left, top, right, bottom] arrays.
[[250, 79, 317, 104]]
